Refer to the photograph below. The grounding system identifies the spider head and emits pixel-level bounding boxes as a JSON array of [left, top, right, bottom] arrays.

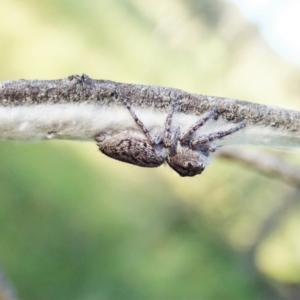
[[167, 144, 209, 177]]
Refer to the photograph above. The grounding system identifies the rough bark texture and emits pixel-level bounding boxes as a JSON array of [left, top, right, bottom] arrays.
[[0, 74, 299, 134]]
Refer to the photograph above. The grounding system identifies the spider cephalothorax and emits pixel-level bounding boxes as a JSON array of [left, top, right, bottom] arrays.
[[95, 99, 245, 177], [166, 143, 207, 176]]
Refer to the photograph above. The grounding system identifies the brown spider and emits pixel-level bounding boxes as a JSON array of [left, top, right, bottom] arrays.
[[95, 99, 245, 176]]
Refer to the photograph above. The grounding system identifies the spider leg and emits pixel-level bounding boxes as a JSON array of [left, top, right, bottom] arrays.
[[180, 108, 218, 144], [161, 102, 181, 156], [200, 145, 218, 153], [163, 102, 176, 147], [122, 98, 154, 145], [189, 122, 246, 148]]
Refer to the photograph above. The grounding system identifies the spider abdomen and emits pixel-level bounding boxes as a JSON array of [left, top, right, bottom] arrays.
[[96, 133, 166, 168]]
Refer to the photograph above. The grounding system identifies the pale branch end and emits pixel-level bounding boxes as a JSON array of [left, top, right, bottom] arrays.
[[0, 266, 19, 300]]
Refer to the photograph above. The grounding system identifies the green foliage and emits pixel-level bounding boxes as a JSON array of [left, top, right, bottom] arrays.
[[0, 142, 265, 299]]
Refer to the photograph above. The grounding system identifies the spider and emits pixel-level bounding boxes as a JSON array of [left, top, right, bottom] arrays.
[[95, 99, 246, 176]]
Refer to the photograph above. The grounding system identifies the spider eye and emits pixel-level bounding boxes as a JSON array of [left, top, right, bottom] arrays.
[[168, 159, 205, 177], [186, 161, 204, 174]]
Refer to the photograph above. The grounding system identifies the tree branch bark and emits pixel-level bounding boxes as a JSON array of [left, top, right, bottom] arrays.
[[0, 74, 299, 146]]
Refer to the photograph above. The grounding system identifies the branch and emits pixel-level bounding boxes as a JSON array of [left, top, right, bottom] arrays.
[[218, 148, 300, 187], [0, 74, 299, 147]]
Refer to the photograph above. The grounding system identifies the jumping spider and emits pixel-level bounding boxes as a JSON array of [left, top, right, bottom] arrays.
[[95, 99, 246, 177]]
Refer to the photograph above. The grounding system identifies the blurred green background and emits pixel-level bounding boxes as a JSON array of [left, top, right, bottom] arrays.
[[1, 0, 300, 299]]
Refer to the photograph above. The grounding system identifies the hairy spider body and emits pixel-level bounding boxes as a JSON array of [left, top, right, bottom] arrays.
[[95, 100, 246, 177], [95, 133, 166, 167]]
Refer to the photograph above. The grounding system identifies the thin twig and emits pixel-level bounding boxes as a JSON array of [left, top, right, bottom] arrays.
[[218, 148, 300, 187]]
